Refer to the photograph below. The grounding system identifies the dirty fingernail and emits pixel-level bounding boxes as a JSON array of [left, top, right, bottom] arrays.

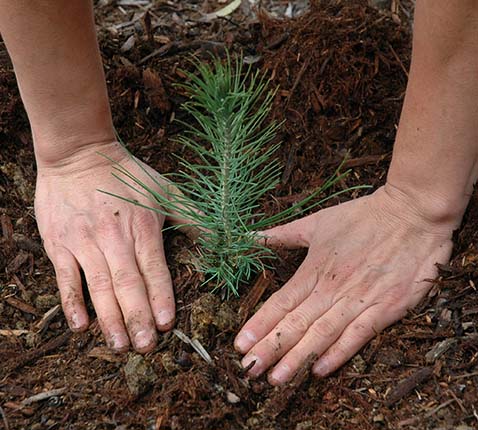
[[157, 310, 174, 327], [110, 333, 129, 351], [242, 354, 262, 375], [313, 359, 329, 377], [235, 331, 257, 353], [70, 313, 83, 331], [134, 330, 154, 351], [270, 363, 291, 385]]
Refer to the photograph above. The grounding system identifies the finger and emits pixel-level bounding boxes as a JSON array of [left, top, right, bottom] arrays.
[[267, 297, 365, 385], [239, 286, 334, 377], [102, 241, 158, 353], [47, 245, 88, 332], [235, 257, 319, 354], [258, 213, 317, 249], [133, 212, 175, 331], [312, 304, 399, 377], [75, 246, 130, 351]]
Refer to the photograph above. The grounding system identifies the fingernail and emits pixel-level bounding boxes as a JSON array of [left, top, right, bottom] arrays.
[[70, 313, 82, 331], [242, 354, 262, 376], [270, 363, 291, 385], [314, 359, 329, 377], [157, 310, 174, 327], [110, 333, 129, 351], [235, 331, 257, 353], [134, 330, 154, 351]]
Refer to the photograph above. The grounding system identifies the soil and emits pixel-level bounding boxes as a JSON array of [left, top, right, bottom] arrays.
[[1, 1, 478, 429]]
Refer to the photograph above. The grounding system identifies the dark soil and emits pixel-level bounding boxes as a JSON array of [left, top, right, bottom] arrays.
[[1, 1, 478, 429]]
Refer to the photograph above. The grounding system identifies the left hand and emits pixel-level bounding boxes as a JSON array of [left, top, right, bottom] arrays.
[[234, 185, 456, 384]]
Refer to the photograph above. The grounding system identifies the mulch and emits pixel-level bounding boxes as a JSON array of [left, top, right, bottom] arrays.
[[0, 1, 477, 429]]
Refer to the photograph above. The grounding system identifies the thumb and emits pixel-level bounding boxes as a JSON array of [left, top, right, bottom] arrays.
[[163, 182, 202, 241], [259, 213, 317, 249]]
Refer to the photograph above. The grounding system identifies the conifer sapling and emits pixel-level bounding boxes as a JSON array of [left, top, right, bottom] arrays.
[[100, 54, 362, 297]]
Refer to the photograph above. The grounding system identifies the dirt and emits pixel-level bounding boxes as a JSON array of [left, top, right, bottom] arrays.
[[1, 1, 477, 429]]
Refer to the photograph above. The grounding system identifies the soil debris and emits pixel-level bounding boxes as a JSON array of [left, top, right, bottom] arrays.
[[1, 1, 477, 429], [385, 367, 434, 407], [124, 353, 158, 397]]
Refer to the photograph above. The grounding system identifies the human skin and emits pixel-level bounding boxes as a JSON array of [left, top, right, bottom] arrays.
[[1, 1, 477, 380], [0, 1, 177, 353], [235, 0, 478, 383]]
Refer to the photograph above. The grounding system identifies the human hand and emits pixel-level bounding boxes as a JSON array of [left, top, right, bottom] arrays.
[[35, 142, 176, 353], [234, 184, 457, 384]]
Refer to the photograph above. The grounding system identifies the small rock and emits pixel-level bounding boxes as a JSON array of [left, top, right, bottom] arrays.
[[35, 294, 59, 312], [226, 391, 240, 404], [124, 353, 158, 397]]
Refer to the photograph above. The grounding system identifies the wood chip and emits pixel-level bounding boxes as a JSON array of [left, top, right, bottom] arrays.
[[238, 271, 272, 324], [4, 331, 71, 375], [386, 367, 433, 407], [143, 68, 171, 112], [200, 0, 241, 22], [5, 296, 41, 316], [0, 329, 30, 336], [35, 304, 61, 333], [21, 388, 66, 406], [173, 329, 213, 364], [262, 353, 317, 419], [425, 338, 457, 363], [6, 251, 31, 274], [0, 214, 14, 247], [88, 346, 123, 363], [120, 35, 136, 52]]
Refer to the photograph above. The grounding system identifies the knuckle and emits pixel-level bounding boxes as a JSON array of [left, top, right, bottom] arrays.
[[255, 337, 281, 357], [269, 290, 299, 314], [97, 217, 122, 239], [311, 318, 337, 339], [55, 267, 78, 289], [71, 216, 92, 241], [327, 342, 348, 362], [87, 271, 111, 293], [282, 310, 311, 334], [113, 269, 142, 291], [140, 255, 167, 275], [134, 210, 158, 234]]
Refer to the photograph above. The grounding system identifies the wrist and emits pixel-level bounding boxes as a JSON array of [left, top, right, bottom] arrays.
[[33, 103, 116, 169], [35, 139, 127, 175], [383, 174, 472, 230]]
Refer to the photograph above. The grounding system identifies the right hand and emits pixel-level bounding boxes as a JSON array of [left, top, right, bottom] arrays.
[[35, 141, 178, 353]]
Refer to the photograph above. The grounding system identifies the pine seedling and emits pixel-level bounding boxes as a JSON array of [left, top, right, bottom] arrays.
[[101, 54, 362, 297]]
